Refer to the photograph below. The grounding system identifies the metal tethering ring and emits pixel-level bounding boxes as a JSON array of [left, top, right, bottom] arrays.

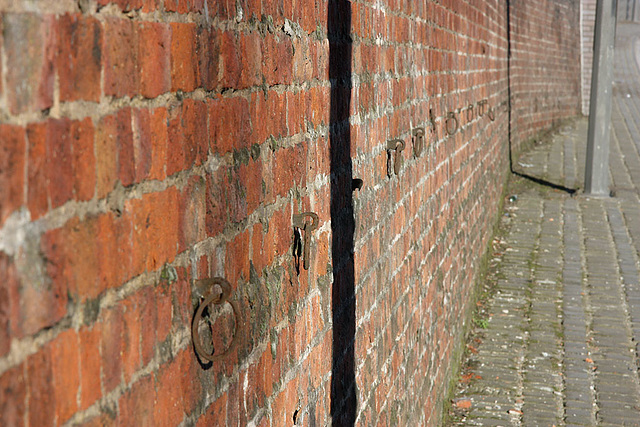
[[191, 277, 239, 362], [445, 112, 458, 136]]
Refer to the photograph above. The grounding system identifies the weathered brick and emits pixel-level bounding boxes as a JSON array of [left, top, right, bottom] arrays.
[[196, 26, 221, 91], [0, 364, 26, 427], [128, 188, 180, 274], [51, 330, 81, 425], [97, 0, 144, 11], [3, 13, 55, 114], [79, 325, 102, 410], [239, 31, 262, 89], [220, 31, 241, 88], [153, 350, 200, 425], [100, 305, 124, 394], [0, 125, 25, 225], [207, 95, 251, 154], [0, 254, 18, 357], [146, 107, 169, 181], [131, 109, 153, 183], [103, 17, 138, 97], [179, 176, 207, 252], [170, 22, 197, 92], [138, 22, 170, 98], [71, 118, 96, 201], [56, 14, 102, 102], [117, 373, 156, 425], [26, 347, 55, 427]]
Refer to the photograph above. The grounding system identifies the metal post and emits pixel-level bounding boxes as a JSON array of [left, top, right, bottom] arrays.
[[585, 0, 618, 196]]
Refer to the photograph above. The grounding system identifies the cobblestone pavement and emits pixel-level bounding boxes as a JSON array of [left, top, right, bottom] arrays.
[[447, 22, 640, 426]]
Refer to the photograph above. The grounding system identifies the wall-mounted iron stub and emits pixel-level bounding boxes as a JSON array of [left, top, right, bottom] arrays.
[[386, 139, 405, 177], [293, 212, 319, 271], [412, 127, 425, 157], [191, 277, 239, 363]]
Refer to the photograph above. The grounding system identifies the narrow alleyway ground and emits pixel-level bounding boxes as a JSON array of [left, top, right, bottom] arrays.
[[447, 22, 640, 426]]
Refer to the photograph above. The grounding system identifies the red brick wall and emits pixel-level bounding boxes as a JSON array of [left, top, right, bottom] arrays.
[[0, 1, 578, 426], [509, 0, 581, 145]]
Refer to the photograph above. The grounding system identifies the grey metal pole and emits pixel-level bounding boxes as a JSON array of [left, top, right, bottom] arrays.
[[585, 0, 618, 196]]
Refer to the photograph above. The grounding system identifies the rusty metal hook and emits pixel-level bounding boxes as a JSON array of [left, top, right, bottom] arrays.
[[466, 104, 474, 123], [191, 277, 239, 362], [386, 139, 405, 176], [293, 212, 319, 270], [413, 127, 425, 157], [477, 99, 488, 116]]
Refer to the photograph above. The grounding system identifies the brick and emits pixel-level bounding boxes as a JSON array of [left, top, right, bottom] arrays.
[[46, 119, 75, 208], [205, 167, 227, 236], [153, 350, 200, 425], [197, 391, 228, 427], [179, 176, 207, 252], [0, 364, 26, 427], [104, 17, 139, 97], [262, 34, 293, 86], [3, 13, 55, 114], [120, 297, 141, 384], [182, 99, 209, 166], [118, 374, 156, 426], [165, 0, 205, 13], [97, 0, 144, 11], [196, 26, 221, 91], [138, 22, 170, 98], [79, 325, 102, 410], [128, 188, 180, 274], [100, 305, 124, 394], [138, 287, 157, 366], [239, 32, 262, 89], [0, 254, 19, 357], [170, 23, 197, 92], [71, 118, 96, 201], [0, 125, 25, 225], [96, 108, 135, 196], [26, 347, 55, 427], [51, 329, 80, 425], [95, 114, 119, 198], [132, 109, 153, 183], [166, 106, 187, 177], [207, 95, 251, 154], [56, 14, 102, 102], [220, 31, 241, 88], [25, 124, 47, 219], [148, 107, 169, 181], [225, 229, 251, 285]]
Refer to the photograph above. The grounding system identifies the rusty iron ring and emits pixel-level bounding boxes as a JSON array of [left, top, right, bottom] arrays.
[[191, 277, 239, 362], [487, 105, 496, 121], [445, 112, 458, 136]]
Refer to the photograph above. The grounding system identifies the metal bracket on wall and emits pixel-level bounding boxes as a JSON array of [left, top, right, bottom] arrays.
[[412, 128, 425, 157], [191, 277, 240, 363], [293, 212, 319, 271], [386, 139, 405, 176], [477, 99, 488, 117]]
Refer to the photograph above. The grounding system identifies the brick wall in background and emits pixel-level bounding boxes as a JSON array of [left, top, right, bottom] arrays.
[[0, 1, 580, 426], [509, 0, 581, 145]]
